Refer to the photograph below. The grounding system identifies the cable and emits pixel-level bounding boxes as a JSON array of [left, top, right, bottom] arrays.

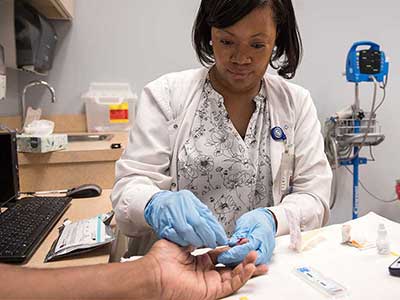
[[0, 124, 14, 133], [374, 84, 386, 113], [368, 145, 376, 162], [374, 73, 389, 112], [329, 168, 338, 209], [344, 166, 398, 203]]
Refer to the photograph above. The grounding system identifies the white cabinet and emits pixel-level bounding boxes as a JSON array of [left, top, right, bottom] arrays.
[[29, 0, 74, 20]]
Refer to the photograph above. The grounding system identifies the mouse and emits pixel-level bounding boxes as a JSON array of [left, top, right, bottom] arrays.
[[66, 184, 102, 198]]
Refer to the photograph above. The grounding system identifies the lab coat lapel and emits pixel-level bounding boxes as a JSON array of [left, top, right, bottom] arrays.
[[269, 103, 284, 183], [265, 75, 292, 184]]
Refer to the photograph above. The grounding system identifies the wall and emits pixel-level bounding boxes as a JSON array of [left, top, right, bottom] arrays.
[[1, 0, 399, 223], [0, 69, 19, 115], [292, 0, 400, 224], [0, 0, 202, 115]]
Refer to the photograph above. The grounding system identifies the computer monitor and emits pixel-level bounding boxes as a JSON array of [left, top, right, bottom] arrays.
[[0, 131, 19, 206]]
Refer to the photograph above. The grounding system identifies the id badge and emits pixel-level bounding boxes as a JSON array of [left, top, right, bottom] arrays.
[[279, 144, 295, 197]]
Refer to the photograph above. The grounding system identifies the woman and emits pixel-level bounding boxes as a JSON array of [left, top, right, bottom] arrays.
[[112, 0, 332, 267]]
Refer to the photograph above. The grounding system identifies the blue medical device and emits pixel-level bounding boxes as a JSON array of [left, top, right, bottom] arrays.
[[346, 41, 389, 83], [339, 41, 389, 219]]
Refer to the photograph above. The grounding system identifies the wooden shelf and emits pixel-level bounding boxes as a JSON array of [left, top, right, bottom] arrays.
[[28, 0, 74, 20]]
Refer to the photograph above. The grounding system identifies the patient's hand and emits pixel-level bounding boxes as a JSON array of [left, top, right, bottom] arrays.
[[145, 239, 262, 300]]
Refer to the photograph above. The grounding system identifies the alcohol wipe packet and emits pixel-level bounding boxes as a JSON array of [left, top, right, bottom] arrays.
[[45, 211, 115, 262]]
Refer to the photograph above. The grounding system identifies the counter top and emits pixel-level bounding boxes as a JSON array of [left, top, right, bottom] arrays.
[[25, 190, 114, 268], [223, 212, 400, 300], [18, 132, 128, 165]]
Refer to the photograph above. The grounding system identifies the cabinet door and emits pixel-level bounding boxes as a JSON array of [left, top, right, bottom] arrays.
[[29, 0, 74, 20]]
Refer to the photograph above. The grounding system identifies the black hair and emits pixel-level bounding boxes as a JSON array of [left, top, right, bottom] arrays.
[[192, 0, 302, 79]]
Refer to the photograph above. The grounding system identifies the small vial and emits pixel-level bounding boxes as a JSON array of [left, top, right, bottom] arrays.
[[341, 224, 351, 243], [376, 223, 390, 255]]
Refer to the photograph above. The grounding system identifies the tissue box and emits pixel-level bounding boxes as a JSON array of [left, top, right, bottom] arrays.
[[17, 134, 68, 153]]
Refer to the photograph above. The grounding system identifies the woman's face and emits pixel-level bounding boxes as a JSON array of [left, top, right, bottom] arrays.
[[210, 5, 277, 94]]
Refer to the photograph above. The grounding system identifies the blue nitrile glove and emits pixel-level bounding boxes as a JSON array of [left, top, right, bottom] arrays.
[[144, 190, 228, 248], [217, 208, 276, 266]]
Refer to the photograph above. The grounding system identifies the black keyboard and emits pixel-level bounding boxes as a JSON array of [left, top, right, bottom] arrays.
[[0, 196, 72, 263]]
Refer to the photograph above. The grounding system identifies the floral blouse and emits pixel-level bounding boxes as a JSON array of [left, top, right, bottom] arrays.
[[177, 78, 273, 236]]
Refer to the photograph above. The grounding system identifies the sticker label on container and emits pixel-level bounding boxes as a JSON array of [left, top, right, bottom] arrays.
[[109, 102, 129, 123]]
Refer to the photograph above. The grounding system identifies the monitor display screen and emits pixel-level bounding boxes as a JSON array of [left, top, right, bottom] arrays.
[[0, 132, 19, 205]]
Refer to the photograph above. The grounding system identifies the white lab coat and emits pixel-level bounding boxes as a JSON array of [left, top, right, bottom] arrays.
[[111, 68, 332, 255]]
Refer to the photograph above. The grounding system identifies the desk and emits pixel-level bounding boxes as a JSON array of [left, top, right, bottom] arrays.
[[25, 190, 113, 268], [223, 212, 400, 300]]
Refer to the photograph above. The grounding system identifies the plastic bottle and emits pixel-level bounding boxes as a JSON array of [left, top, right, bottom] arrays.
[[376, 223, 390, 255]]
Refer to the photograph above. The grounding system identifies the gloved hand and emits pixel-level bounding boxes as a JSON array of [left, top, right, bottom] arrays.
[[144, 190, 228, 248], [217, 208, 276, 266]]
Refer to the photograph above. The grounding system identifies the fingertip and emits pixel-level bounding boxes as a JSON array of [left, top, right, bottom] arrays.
[[244, 250, 257, 264], [251, 264, 268, 277], [256, 264, 268, 275]]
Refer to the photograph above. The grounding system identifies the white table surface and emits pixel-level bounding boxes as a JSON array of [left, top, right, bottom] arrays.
[[223, 212, 400, 300]]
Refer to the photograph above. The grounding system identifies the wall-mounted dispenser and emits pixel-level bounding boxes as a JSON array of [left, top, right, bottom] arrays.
[[15, 1, 58, 75], [0, 0, 58, 76]]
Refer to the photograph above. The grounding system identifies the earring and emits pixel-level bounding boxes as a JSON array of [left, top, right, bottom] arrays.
[[209, 40, 213, 46]]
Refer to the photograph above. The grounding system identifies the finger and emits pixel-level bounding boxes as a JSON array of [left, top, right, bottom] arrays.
[[191, 215, 218, 248], [237, 238, 249, 245], [200, 210, 228, 246], [236, 250, 267, 277], [217, 242, 257, 266], [255, 248, 269, 266], [159, 227, 190, 247], [253, 264, 268, 276], [169, 202, 204, 247], [230, 262, 267, 279], [218, 263, 256, 299], [218, 251, 264, 281], [210, 221, 228, 246], [181, 190, 228, 246], [228, 230, 249, 247], [231, 250, 256, 277], [208, 246, 230, 265], [243, 250, 257, 265], [174, 222, 204, 247]]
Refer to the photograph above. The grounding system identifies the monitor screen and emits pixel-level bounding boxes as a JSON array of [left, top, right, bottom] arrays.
[[0, 132, 19, 205]]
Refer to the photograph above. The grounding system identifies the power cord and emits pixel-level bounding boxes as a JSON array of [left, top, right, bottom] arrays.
[[0, 123, 14, 133], [344, 166, 398, 203]]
